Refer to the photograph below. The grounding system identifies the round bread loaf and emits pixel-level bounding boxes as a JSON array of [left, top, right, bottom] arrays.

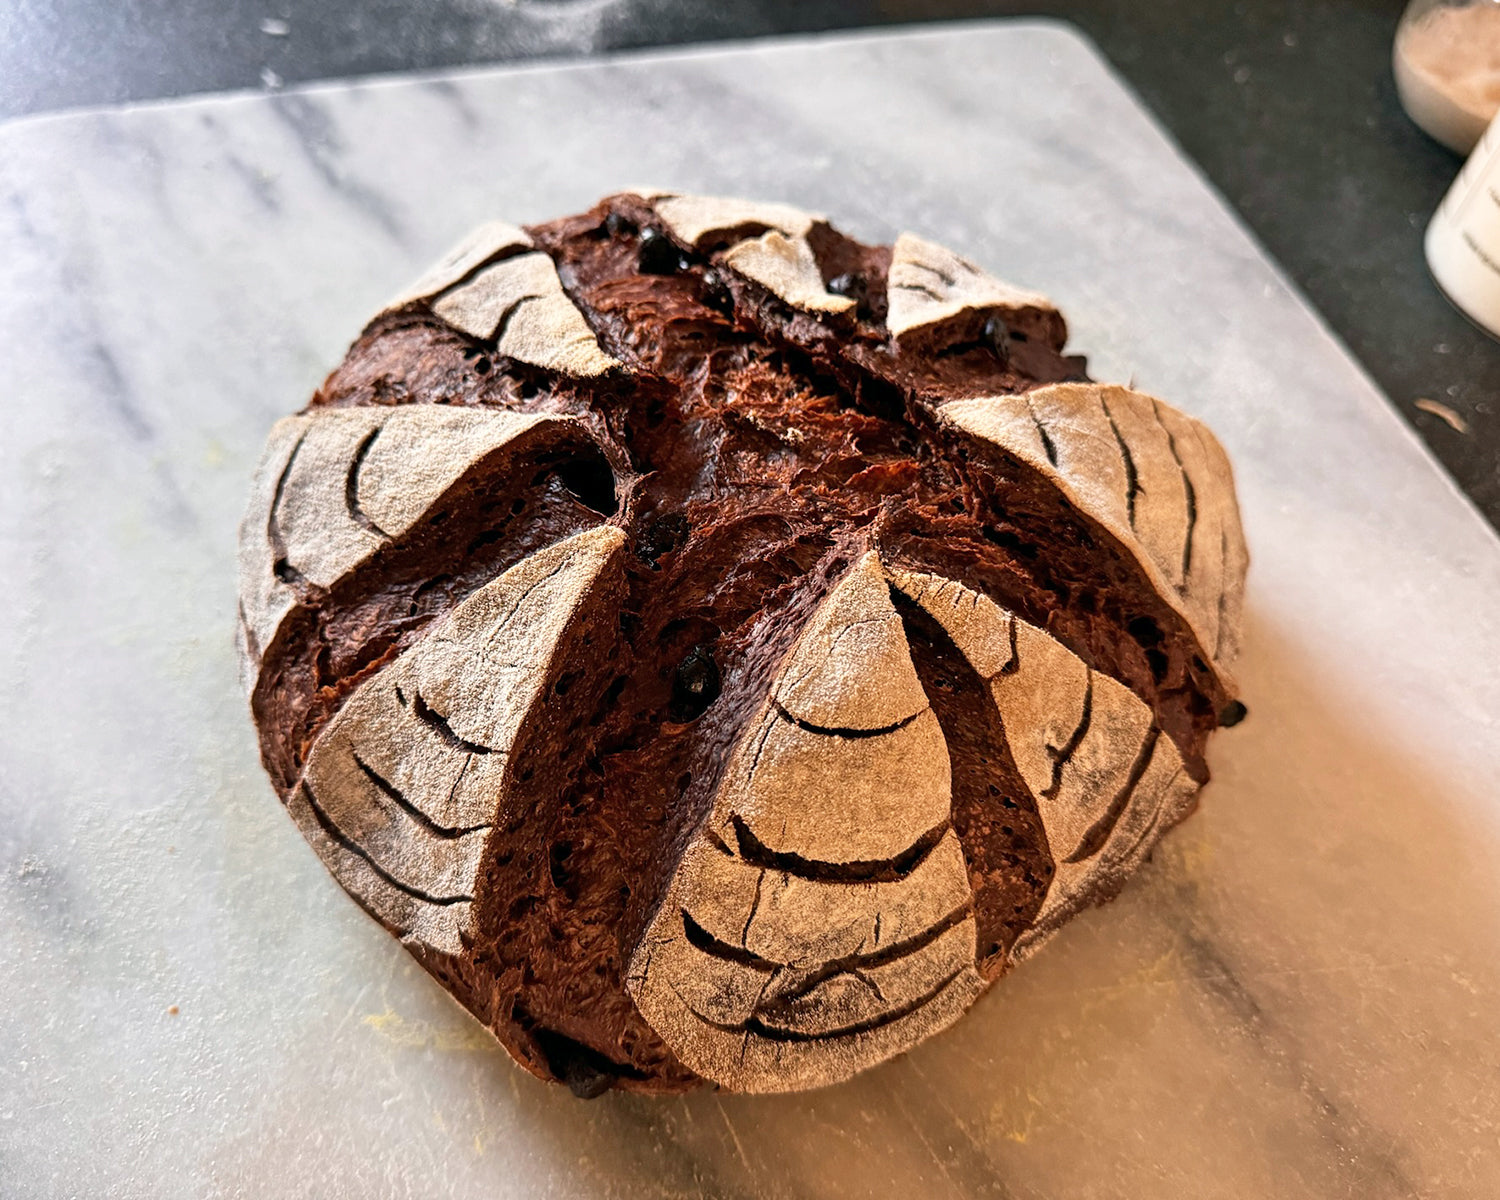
[[238, 190, 1249, 1097]]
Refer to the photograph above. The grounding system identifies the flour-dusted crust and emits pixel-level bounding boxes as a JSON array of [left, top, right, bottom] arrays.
[[236, 405, 576, 686], [290, 526, 625, 956], [241, 190, 1249, 1098], [942, 383, 1249, 672], [627, 553, 981, 1093], [651, 193, 818, 247], [892, 567, 1200, 956], [385, 219, 534, 311], [722, 231, 857, 315], [432, 252, 621, 376], [641, 192, 853, 314], [772, 552, 926, 731], [887, 231, 1060, 344]]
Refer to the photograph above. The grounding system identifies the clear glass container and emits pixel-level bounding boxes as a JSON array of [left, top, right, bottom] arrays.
[[1394, 0, 1500, 154]]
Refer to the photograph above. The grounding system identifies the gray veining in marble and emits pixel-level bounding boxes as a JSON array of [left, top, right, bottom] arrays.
[[1, 20, 1498, 1199]]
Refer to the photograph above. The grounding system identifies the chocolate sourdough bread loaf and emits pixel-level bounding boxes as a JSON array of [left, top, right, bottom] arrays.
[[238, 190, 1249, 1097]]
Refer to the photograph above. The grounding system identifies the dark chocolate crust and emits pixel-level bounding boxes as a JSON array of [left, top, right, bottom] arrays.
[[248, 194, 1237, 1095]]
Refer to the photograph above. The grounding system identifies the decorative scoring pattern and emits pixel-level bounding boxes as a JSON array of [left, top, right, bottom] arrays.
[[240, 191, 1248, 1094], [943, 383, 1248, 669], [432, 252, 622, 377], [887, 231, 1059, 341], [236, 405, 572, 683], [891, 568, 1200, 957], [290, 526, 625, 956], [627, 555, 983, 1093]]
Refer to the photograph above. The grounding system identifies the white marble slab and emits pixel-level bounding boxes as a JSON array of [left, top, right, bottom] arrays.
[[2, 20, 1498, 1199]]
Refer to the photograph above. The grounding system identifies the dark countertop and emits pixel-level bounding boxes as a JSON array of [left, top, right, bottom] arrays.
[[5, 0, 1496, 531]]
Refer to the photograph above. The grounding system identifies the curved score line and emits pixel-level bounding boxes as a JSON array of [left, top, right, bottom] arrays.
[[728, 813, 948, 884], [298, 782, 475, 906], [351, 749, 493, 840], [690, 964, 971, 1046], [678, 900, 973, 989]]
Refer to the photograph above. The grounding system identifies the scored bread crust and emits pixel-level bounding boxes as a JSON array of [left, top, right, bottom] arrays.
[[239, 190, 1248, 1097]]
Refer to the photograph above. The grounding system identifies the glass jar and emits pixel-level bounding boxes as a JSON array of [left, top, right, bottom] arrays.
[[1426, 108, 1500, 338], [1394, 0, 1500, 154]]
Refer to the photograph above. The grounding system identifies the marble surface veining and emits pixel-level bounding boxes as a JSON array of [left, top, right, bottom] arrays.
[[1, 21, 1498, 1199]]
